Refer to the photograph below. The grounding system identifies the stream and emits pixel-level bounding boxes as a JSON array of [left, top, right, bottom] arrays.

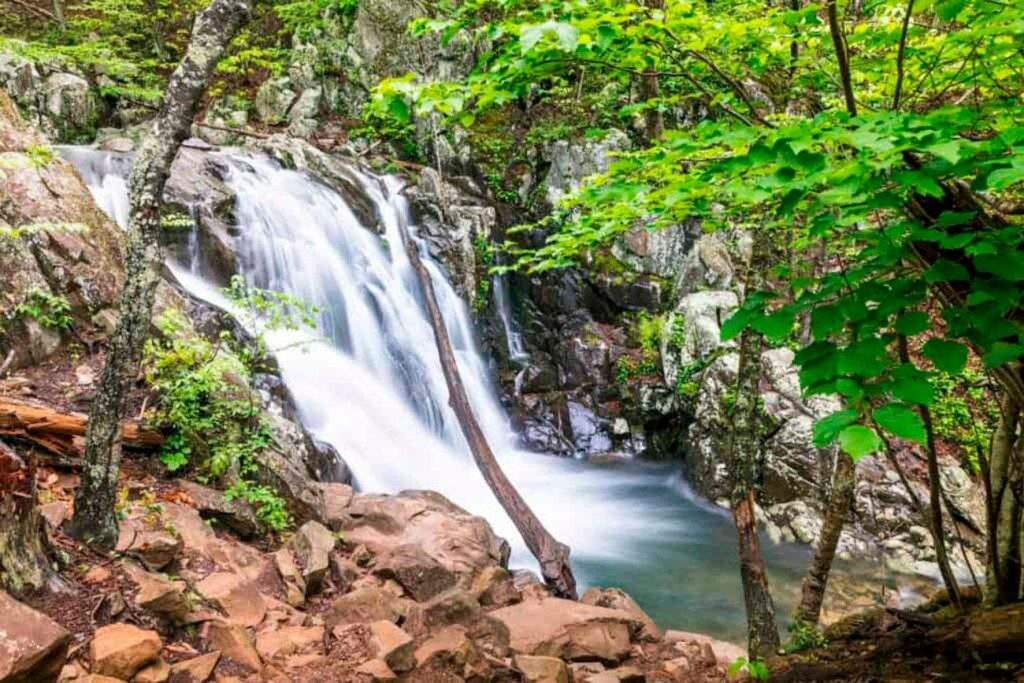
[[64, 144, 870, 644]]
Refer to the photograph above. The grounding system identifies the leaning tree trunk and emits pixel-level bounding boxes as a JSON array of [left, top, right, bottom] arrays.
[[400, 228, 578, 599], [794, 452, 856, 625], [68, 0, 253, 548], [0, 439, 58, 595]]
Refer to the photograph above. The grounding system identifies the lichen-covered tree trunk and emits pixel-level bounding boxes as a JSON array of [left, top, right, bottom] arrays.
[[984, 397, 1022, 607], [794, 451, 856, 625], [68, 0, 253, 547], [401, 227, 578, 599], [724, 230, 781, 660], [0, 439, 57, 594], [728, 322, 782, 660]]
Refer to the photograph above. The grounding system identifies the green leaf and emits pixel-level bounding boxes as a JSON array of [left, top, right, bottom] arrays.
[[927, 140, 962, 164], [386, 96, 410, 123], [873, 403, 926, 443], [986, 167, 1024, 190], [890, 364, 934, 405], [922, 339, 968, 373], [838, 425, 882, 461], [811, 306, 844, 339], [983, 342, 1024, 368], [894, 312, 929, 336], [751, 308, 795, 340], [813, 409, 859, 447], [720, 308, 752, 341], [924, 259, 969, 283]]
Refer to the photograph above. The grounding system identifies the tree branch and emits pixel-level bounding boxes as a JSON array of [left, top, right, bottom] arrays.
[[892, 0, 916, 110], [826, 0, 858, 116]]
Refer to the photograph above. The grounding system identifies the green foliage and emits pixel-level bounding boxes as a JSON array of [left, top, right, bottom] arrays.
[[931, 369, 998, 472], [25, 145, 55, 169], [14, 288, 73, 330], [372, 0, 1024, 468], [728, 656, 770, 681], [472, 234, 495, 313], [784, 620, 828, 654]]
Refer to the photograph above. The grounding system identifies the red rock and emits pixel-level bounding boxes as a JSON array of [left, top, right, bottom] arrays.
[[203, 621, 261, 673], [167, 650, 220, 682], [195, 572, 266, 627], [663, 630, 745, 667], [133, 657, 170, 682], [0, 590, 71, 682], [355, 658, 396, 682], [89, 623, 162, 679], [373, 544, 456, 602], [514, 654, 569, 683], [368, 620, 413, 673], [581, 587, 660, 642], [489, 597, 633, 663], [254, 625, 324, 663]]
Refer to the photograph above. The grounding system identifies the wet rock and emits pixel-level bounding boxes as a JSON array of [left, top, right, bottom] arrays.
[[0, 590, 71, 682], [89, 623, 161, 679], [203, 621, 261, 673], [373, 544, 456, 602], [368, 620, 414, 673], [177, 480, 259, 538], [195, 572, 267, 627], [167, 651, 220, 682], [490, 597, 634, 663], [514, 654, 569, 683]]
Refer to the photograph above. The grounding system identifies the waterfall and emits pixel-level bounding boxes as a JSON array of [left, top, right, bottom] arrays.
[[492, 273, 529, 364], [64, 145, 816, 642]]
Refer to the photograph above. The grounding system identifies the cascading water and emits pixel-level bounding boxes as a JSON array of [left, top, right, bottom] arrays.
[[64, 145, 825, 642]]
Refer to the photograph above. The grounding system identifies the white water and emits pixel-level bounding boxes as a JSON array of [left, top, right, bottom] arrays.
[[64, 146, 823, 641]]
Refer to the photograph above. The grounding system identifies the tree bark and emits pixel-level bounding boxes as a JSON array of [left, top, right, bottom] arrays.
[[0, 438, 58, 595], [400, 228, 578, 599], [0, 398, 163, 458], [724, 228, 781, 658], [68, 0, 253, 548], [640, 0, 665, 142], [794, 451, 856, 625], [984, 397, 1022, 606]]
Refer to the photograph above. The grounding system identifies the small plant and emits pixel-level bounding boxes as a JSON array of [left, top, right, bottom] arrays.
[[784, 619, 828, 654], [472, 234, 495, 313], [161, 212, 195, 231], [728, 656, 770, 681], [25, 144, 55, 168], [15, 288, 73, 330]]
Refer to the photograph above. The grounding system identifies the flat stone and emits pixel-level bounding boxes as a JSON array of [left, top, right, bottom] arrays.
[[581, 587, 661, 642], [368, 620, 413, 673], [324, 587, 402, 631], [195, 572, 266, 627], [316, 482, 354, 529], [133, 657, 170, 682], [123, 561, 190, 622], [37, 501, 68, 529], [254, 625, 324, 663], [117, 528, 182, 571], [514, 654, 570, 683], [203, 621, 261, 673], [177, 480, 259, 538], [663, 629, 746, 667], [355, 658, 396, 682], [167, 650, 221, 682], [490, 597, 633, 663], [273, 548, 306, 607], [0, 590, 71, 682], [89, 623, 161, 679]]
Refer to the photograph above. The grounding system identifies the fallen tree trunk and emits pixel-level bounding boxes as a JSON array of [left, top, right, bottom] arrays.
[[400, 227, 578, 599], [0, 398, 163, 458]]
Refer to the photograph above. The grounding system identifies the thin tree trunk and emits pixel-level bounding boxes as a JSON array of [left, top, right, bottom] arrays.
[[68, 0, 253, 548], [794, 452, 856, 625], [0, 439, 58, 595], [985, 397, 1022, 606], [640, 0, 665, 142], [51, 0, 65, 31], [727, 323, 781, 659], [400, 228, 578, 599], [725, 230, 780, 659]]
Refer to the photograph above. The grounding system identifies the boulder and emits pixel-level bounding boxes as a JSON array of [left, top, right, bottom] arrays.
[[203, 621, 261, 673], [413, 625, 476, 669], [195, 572, 266, 627], [403, 588, 480, 636], [89, 623, 161, 679], [167, 651, 220, 682], [368, 620, 414, 673], [0, 591, 71, 682], [469, 565, 518, 607], [254, 77, 297, 123], [514, 654, 570, 683], [177, 480, 259, 538], [324, 587, 403, 631], [273, 548, 307, 607], [663, 630, 745, 667], [40, 71, 98, 141], [542, 129, 630, 206], [288, 520, 336, 594], [373, 544, 456, 602], [316, 482, 354, 530], [355, 659, 396, 682], [580, 587, 660, 642], [340, 491, 509, 581], [117, 528, 181, 571], [489, 598, 634, 663]]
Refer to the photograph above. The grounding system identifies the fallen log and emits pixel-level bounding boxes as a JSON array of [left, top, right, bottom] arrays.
[[0, 398, 163, 458], [399, 224, 578, 599]]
